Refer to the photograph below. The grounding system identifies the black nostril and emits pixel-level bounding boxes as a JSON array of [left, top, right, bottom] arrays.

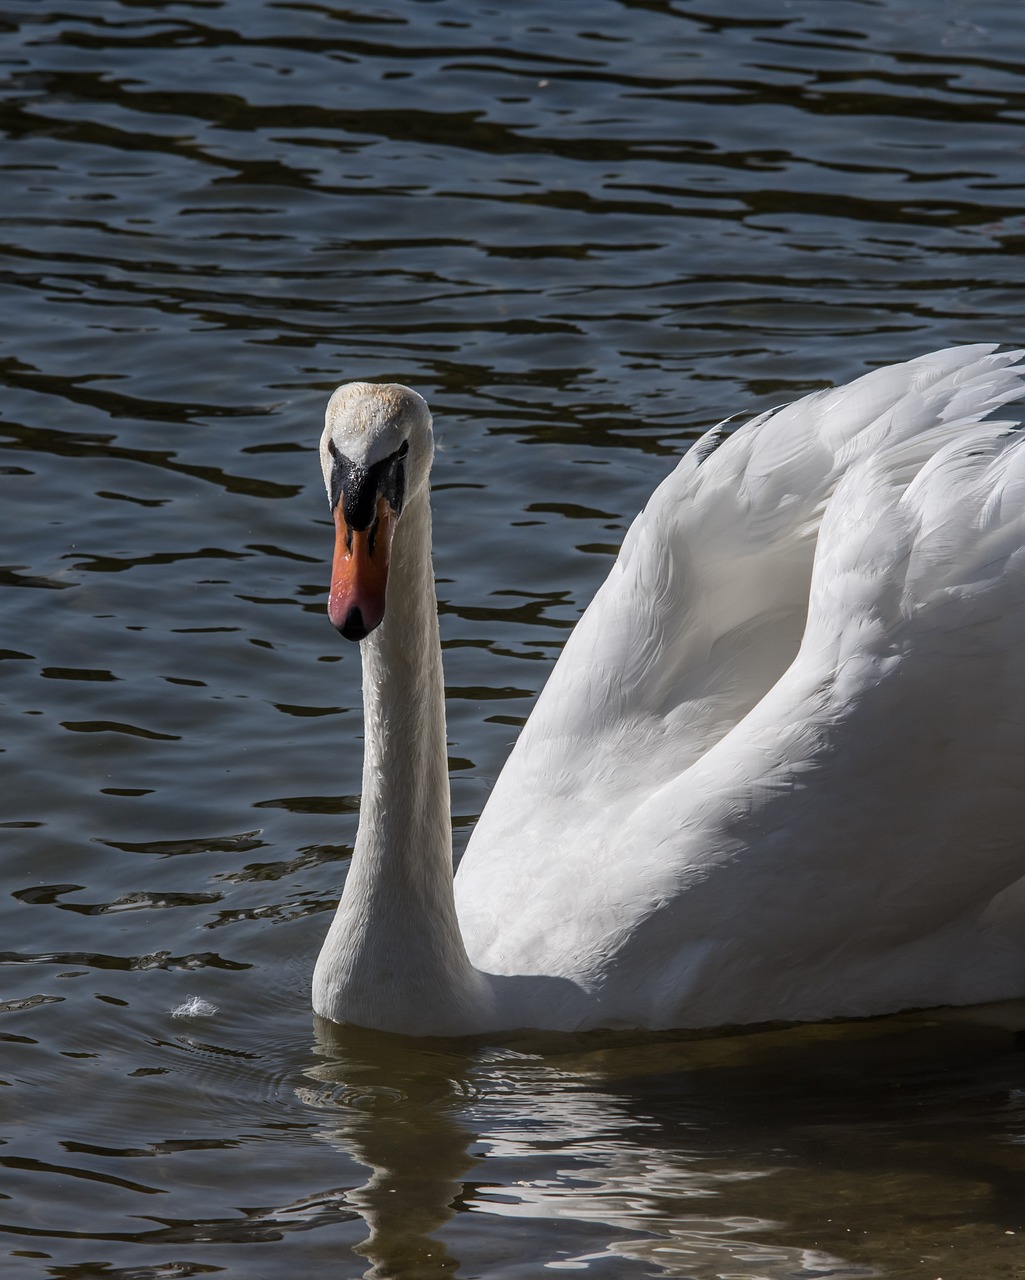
[[338, 605, 369, 642]]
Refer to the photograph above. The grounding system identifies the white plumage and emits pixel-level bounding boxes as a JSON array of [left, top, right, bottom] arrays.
[[313, 345, 1025, 1036]]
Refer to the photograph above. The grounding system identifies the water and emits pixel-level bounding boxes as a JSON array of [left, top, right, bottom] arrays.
[[3, 0, 1025, 1274]]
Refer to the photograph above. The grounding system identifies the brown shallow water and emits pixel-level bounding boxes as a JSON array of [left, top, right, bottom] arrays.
[[3, 0, 1025, 1275]]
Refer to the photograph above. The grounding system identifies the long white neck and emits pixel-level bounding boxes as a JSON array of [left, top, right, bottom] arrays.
[[312, 486, 492, 1035]]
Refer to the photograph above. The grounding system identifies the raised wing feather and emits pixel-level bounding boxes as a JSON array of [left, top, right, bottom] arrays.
[[599, 423, 1025, 1026], [461, 346, 1023, 849], [457, 346, 1025, 1014]]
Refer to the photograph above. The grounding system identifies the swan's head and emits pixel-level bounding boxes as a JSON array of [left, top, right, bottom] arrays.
[[320, 381, 434, 641]]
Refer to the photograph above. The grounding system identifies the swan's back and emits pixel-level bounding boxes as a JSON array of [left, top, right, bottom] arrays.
[[455, 346, 1025, 1029]]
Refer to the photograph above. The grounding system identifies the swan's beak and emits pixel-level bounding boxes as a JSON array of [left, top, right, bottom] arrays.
[[328, 496, 398, 641]]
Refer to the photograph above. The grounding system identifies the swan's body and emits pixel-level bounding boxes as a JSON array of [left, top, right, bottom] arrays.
[[313, 347, 1025, 1036]]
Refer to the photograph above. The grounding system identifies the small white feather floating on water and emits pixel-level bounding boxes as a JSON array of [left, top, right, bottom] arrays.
[[171, 995, 218, 1020]]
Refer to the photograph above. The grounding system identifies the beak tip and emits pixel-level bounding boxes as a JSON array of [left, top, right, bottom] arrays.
[[329, 602, 374, 642]]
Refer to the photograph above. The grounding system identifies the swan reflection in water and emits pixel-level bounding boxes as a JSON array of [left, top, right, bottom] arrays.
[[301, 1006, 1025, 1279]]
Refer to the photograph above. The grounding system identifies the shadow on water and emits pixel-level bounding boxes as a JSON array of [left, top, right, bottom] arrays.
[[304, 1004, 1025, 1279]]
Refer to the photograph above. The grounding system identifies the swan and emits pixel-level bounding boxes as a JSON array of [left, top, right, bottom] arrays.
[[312, 346, 1025, 1037]]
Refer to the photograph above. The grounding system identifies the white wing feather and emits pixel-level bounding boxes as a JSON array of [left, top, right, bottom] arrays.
[[456, 345, 1025, 1027]]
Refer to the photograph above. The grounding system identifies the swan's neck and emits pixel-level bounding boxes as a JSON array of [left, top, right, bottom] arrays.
[[312, 487, 491, 1035]]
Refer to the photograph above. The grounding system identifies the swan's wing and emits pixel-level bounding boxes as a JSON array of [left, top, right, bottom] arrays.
[[591, 422, 1025, 1025], [460, 346, 1024, 864], [457, 347, 1025, 999], [533, 346, 1024, 770]]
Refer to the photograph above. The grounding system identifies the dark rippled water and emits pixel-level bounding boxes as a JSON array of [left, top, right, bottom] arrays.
[[4, 1, 1025, 1276]]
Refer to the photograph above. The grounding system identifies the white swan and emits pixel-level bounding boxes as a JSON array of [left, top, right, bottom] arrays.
[[312, 346, 1025, 1037]]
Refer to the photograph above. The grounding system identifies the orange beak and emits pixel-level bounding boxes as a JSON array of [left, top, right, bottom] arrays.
[[328, 496, 398, 640]]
